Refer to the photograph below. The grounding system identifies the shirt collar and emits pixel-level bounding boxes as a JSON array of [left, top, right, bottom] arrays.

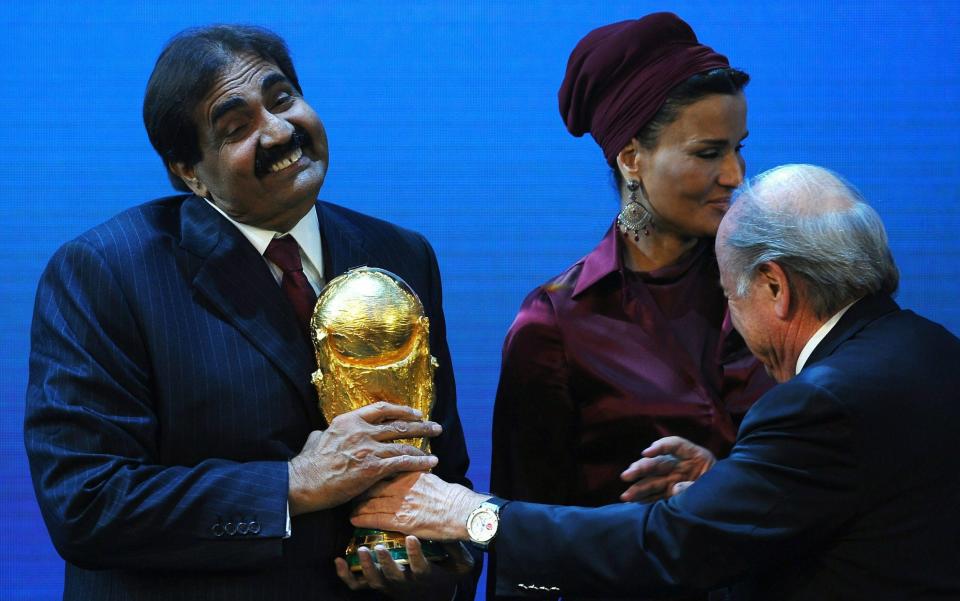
[[204, 199, 324, 278], [795, 299, 859, 374], [572, 222, 621, 297], [572, 221, 710, 297]]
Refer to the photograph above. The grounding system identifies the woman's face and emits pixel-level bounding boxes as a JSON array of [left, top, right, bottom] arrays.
[[632, 92, 748, 239]]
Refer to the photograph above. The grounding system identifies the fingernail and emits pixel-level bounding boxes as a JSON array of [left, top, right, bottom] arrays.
[[431, 423, 442, 434]]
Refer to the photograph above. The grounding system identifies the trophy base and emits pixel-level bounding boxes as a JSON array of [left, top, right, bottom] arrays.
[[345, 528, 448, 572]]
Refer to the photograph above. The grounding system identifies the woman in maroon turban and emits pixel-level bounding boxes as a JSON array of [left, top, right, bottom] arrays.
[[489, 13, 775, 600]]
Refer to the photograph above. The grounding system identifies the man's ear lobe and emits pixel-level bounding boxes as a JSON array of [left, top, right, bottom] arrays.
[[169, 162, 208, 198]]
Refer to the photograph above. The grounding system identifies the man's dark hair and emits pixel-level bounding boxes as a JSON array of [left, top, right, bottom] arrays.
[[613, 67, 749, 189], [143, 24, 302, 191]]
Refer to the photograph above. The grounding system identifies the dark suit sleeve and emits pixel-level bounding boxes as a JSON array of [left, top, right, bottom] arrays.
[[25, 239, 288, 571], [491, 382, 861, 598], [412, 233, 482, 601]]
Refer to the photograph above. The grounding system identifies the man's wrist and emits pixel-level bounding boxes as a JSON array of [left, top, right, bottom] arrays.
[[287, 460, 309, 517], [445, 488, 486, 539]]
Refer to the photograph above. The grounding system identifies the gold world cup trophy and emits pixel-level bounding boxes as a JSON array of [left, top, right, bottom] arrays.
[[309, 266, 446, 571]]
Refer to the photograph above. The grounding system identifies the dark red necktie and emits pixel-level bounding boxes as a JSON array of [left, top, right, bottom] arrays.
[[263, 236, 318, 335]]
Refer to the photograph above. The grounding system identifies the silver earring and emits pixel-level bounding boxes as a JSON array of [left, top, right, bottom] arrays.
[[617, 179, 652, 241]]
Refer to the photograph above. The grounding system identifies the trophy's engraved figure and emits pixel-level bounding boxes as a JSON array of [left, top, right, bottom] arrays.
[[310, 266, 443, 570]]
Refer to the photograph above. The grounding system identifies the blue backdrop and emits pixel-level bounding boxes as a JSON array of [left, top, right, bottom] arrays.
[[1, 1, 957, 598]]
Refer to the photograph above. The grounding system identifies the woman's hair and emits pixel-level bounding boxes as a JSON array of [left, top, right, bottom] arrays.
[[612, 67, 749, 189]]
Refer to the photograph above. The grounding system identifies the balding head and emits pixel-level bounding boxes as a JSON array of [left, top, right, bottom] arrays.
[[728, 164, 854, 218], [718, 164, 898, 319]]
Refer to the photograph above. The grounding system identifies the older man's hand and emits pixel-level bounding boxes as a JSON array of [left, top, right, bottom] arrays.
[[351, 472, 486, 541], [619, 436, 716, 503], [288, 402, 442, 516], [334, 536, 474, 601]]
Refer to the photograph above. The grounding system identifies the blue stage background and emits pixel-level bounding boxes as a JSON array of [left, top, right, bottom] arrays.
[[1, 2, 957, 598]]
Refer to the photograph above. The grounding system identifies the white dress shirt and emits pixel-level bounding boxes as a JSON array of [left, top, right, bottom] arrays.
[[795, 299, 859, 375], [205, 200, 325, 293]]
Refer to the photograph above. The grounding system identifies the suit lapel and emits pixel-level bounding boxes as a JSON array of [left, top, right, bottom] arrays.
[[806, 294, 900, 367], [316, 201, 375, 280], [179, 196, 321, 425]]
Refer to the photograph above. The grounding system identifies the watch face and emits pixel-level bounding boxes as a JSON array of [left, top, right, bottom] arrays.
[[467, 507, 498, 543]]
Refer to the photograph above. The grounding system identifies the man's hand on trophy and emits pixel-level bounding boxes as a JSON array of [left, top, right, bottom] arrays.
[[350, 471, 484, 541], [619, 436, 716, 503], [334, 536, 474, 601], [287, 402, 442, 516]]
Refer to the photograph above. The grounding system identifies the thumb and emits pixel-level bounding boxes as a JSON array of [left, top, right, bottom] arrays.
[[671, 481, 693, 497]]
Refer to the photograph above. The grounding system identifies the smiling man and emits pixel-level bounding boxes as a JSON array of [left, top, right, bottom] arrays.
[[352, 164, 960, 600], [25, 25, 475, 601]]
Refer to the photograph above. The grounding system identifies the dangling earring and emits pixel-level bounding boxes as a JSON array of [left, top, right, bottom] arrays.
[[617, 179, 652, 241]]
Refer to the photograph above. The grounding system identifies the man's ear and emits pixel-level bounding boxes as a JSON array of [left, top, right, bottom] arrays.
[[169, 162, 208, 198], [616, 138, 646, 184], [757, 261, 792, 320]]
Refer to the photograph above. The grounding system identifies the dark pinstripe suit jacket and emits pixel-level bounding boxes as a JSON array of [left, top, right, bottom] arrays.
[[25, 195, 474, 600]]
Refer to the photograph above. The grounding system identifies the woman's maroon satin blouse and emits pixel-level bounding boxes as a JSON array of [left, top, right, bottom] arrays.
[[490, 224, 774, 506]]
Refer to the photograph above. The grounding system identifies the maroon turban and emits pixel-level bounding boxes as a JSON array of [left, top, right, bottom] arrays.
[[558, 12, 730, 167]]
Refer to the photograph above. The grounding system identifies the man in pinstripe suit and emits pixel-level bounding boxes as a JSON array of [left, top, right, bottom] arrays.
[[25, 25, 476, 601]]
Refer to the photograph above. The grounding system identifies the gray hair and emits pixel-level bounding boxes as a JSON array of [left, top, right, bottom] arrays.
[[723, 164, 899, 319]]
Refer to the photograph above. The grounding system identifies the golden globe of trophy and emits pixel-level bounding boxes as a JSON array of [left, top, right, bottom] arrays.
[[309, 266, 445, 571]]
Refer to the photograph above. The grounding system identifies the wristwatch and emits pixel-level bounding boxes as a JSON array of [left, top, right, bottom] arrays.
[[465, 496, 509, 549]]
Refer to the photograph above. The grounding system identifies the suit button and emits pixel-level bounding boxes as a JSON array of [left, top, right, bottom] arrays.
[[238, 521, 249, 535], [211, 523, 225, 537], [248, 520, 261, 534], [225, 522, 237, 536]]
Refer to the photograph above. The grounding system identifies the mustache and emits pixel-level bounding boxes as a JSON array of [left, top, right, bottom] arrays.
[[254, 129, 312, 177]]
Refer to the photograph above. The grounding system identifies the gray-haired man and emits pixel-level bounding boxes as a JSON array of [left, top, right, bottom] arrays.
[[353, 164, 960, 600]]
